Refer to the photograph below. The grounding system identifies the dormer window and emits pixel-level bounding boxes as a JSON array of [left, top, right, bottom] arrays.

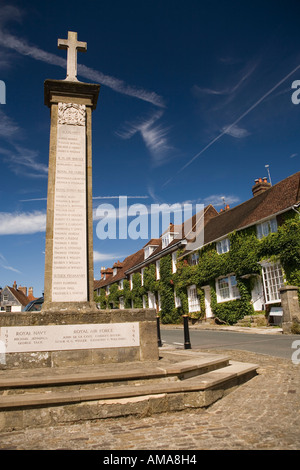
[[144, 245, 158, 259], [162, 231, 179, 249], [190, 252, 199, 265], [162, 233, 170, 248], [256, 218, 277, 239], [216, 238, 230, 254], [113, 268, 117, 276]]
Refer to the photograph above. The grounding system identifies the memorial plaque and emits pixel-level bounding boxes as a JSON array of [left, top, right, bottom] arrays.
[[0, 323, 140, 353], [52, 103, 88, 302]]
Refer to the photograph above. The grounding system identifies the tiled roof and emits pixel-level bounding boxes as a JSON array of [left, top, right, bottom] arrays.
[[7, 286, 30, 306], [94, 172, 300, 290], [94, 248, 145, 289], [203, 171, 300, 246]]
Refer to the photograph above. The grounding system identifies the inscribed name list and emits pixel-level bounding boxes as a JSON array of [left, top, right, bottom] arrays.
[[52, 115, 87, 302], [0, 323, 140, 353]]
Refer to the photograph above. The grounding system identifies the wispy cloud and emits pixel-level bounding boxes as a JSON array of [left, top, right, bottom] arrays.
[[0, 143, 48, 178], [192, 60, 258, 104], [0, 252, 21, 274], [222, 124, 250, 139], [93, 251, 126, 263], [19, 197, 47, 202], [201, 194, 240, 208], [0, 7, 164, 108], [289, 153, 298, 159], [0, 211, 46, 235], [116, 110, 174, 166], [93, 195, 149, 200], [0, 110, 20, 138], [164, 60, 300, 186]]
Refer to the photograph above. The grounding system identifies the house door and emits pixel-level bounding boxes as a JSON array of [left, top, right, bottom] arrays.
[[203, 286, 213, 318]]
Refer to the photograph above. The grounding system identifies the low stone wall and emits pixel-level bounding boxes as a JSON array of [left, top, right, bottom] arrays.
[[0, 308, 159, 369]]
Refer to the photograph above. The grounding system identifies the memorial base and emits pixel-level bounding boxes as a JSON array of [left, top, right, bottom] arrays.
[[0, 308, 159, 370]]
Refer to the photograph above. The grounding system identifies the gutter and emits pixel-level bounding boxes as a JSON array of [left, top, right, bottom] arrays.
[[178, 204, 299, 260], [125, 239, 186, 275]]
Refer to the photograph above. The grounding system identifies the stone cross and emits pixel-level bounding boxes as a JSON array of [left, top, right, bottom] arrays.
[[58, 31, 87, 82]]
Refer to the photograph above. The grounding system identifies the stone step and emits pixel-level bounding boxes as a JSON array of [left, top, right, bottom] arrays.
[[0, 361, 257, 410], [0, 352, 258, 432], [0, 354, 230, 392]]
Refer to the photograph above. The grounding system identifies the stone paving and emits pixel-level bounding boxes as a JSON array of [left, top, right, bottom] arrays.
[[0, 347, 299, 450]]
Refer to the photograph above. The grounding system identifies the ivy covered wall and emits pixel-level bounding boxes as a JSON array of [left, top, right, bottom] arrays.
[[95, 212, 300, 325]]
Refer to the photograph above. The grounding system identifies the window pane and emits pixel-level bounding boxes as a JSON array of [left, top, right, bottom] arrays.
[[262, 263, 284, 303], [188, 286, 200, 312], [218, 277, 230, 300]]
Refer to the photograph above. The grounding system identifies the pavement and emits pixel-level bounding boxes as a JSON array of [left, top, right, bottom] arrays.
[[0, 325, 299, 451]]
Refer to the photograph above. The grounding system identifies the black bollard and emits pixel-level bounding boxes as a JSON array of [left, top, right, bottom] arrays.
[[156, 315, 162, 347], [183, 315, 191, 349]]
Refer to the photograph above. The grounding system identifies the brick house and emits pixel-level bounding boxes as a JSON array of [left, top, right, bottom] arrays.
[[94, 172, 300, 324]]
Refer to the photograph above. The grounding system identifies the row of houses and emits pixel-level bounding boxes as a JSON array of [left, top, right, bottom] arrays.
[[94, 172, 300, 324], [0, 282, 37, 312]]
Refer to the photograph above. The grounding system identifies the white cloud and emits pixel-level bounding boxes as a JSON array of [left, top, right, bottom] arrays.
[[0, 143, 48, 178], [0, 211, 46, 235], [201, 194, 240, 208], [93, 251, 126, 263], [93, 195, 149, 199], [0, 252, 21, 274], [0, 110, 19, 138], [0, 12, 164, 108], [116, 110, 173, 166], [192, 60, 258, 101], [222, 124, 250, 139]]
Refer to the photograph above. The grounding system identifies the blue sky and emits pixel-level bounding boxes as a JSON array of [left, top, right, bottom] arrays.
[[0, 0, 300, 298]]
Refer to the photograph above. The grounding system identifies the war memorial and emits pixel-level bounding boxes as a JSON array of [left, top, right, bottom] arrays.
[[0, 33, 257, 432]]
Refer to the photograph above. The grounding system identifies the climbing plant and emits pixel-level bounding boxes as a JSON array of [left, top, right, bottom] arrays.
[[95, 213, 300, 324]]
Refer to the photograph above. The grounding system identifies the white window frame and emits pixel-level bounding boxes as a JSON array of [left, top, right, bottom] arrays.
[[119, 279, 124, 290], [216, 238, 230, 254], [106, 285, 110, 296], [119, 296, 124, 309], [187, 285, 200, 313], [162, 233, 170, 249], [141, 268, 145, 286], [148, 291, 156, 309], [172, 251, 177, 273], [144, 245, 158, 259], [190, 252, 199, 265], [156, 260, 160, 280], [130, 274, 133, 290], [113, 268, 117, 276], [157, 292, 161, 311], [216, 275, 240, 302], [261, 261, 284, 304], [174, 291, 181, 308], [256, 218, 278, 239]]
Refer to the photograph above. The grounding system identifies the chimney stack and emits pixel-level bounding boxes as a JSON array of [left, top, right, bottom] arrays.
[[252, 177, 271, 197], [13, 281, 17, 289], [18, 286, 27, 296]]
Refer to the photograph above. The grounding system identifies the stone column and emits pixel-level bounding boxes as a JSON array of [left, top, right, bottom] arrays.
[[280, 285, 300, 334], [43, 80, 100, 312]]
